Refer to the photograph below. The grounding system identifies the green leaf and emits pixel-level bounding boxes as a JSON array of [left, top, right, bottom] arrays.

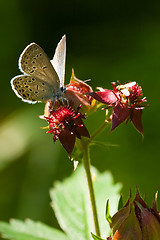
[[50, 165, 122, 240], [105, 200, 112, 226], [0, 219, 70, 240], [90, 141, 119, 149], [91, 232, 105, 240], [118, 195, 123, 210]]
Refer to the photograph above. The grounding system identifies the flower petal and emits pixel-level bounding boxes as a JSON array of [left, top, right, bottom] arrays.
[[112, 103, 130, 131], [59, 130, 76, 157], [131, 109, 143, 135], [87, 90, 117, 105], [66, 69, 94, 113], [74, 117, 90, 139], [65, 89, 92, 111]]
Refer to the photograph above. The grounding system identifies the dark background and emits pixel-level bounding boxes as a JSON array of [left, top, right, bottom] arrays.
[[0, 0, 160, 228]]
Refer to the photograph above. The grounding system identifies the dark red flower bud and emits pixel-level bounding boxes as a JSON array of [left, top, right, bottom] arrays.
[[107, 191, 160, 240]]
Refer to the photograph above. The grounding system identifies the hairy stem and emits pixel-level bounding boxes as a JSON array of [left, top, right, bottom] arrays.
[[81, 139, 100, 237]]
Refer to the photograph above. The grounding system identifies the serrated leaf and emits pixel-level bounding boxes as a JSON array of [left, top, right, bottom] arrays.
[[50, 165, 122, 240], [0, 219, 70, 240], [91, 232, 105, 240]]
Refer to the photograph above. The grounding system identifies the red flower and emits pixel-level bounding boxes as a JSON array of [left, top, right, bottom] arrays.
[[41, 102, 90, 157], [88, 82, 147, 135]]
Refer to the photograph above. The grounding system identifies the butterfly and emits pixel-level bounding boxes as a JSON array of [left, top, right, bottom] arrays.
[[11, 35, 66, 103]]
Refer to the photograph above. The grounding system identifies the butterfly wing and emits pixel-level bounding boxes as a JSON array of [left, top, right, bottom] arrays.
[[11, 75, 55, 103], [51, 35, 66, 88], [19, 42, 60, 92]]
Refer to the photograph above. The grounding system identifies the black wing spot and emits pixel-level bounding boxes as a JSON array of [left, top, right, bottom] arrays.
[[33, 66, 36, 69], [25, 62, 28, 64], [29, 89, 32, 91], [32, 78, 35, 81], [30, 70, 34, 73], [39, 53, 42, 56], [42, 82, 45, 85], [22, 93, 29, 99], [43, 66, 47, 69], [25, 85, 29, 88], [35, 91, 38, 94], [24, 82, 27, 85], [32, 61, 35, 64], [28, 80, 32, 83]]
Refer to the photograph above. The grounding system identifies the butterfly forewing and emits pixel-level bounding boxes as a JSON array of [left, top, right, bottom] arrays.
[[11, 75, 55, 103], [51, 35, 66, 87], [19, 43, 60, 91]]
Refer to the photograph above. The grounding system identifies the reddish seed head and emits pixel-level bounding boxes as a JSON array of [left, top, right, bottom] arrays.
[[42, 103, 90, 156]]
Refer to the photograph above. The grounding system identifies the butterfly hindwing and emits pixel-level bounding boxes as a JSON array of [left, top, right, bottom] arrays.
[[11, 75, 55, 103]]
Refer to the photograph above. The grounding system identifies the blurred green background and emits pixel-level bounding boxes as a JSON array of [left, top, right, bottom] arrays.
[[0, 0, 159, 228]]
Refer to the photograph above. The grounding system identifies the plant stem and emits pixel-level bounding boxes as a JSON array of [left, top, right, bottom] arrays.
[[81, 139, 100, 237], [80, 118, 111, 237], [89, 118, 111, 142]]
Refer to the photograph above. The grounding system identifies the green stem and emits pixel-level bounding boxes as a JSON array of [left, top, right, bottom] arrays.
[[89, 118, 111, 142], [81, 139, 100, 237], [80, 118, 111, 237]]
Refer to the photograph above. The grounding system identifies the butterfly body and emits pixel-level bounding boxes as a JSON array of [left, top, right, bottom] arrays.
[[11, 36, 66, 103]]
